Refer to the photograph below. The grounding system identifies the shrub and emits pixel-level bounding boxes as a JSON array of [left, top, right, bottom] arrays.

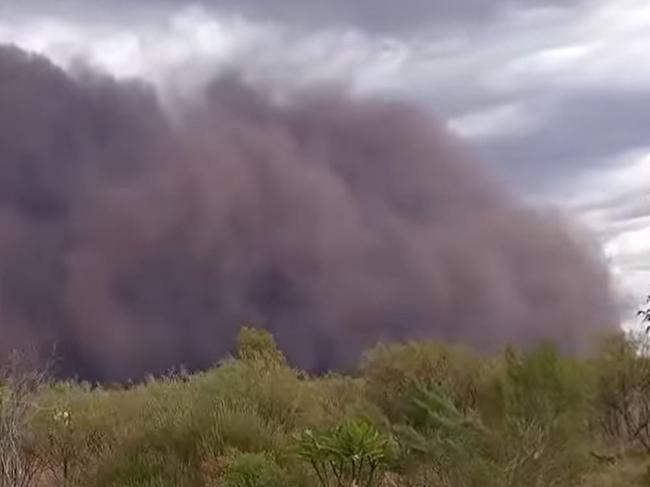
[[222, 453, 286, 487], [93, 447, 198, 487], [592, 332, 650, 453], [309, 374, 384, 427], [0, 349, 51, 487], [236, 326, 286, 367], [6, 328, 650, 486], [479, 345, 592, 486], [294, 420, 389, 487], [201, 400, 285, 455], [361, 341, 481, 421], [480, 344, 591, 425], [393, 383, 498, 486], [194, 330, 315, 432]]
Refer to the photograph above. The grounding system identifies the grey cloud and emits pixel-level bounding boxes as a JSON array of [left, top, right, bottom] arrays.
[[467, 91, 650, 193], [165, 0, 579, 33], [8, 0, 584, 34], [578, 197, 650, 241], [580, 194, 650, 225]]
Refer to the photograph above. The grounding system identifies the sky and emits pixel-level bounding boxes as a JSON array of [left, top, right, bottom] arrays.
[[1, 0, 648, 323]]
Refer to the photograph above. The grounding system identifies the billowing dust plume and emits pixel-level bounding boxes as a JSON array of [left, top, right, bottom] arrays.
[[0, 45, 618, 380]]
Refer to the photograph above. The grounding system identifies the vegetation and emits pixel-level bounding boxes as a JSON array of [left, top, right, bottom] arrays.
[[3, 325, 650, 486]]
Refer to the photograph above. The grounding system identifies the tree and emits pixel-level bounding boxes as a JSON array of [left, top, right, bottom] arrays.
[[0, 349, 50, 487], [593, 332, 650, 452], [236, 326, 286, 367]]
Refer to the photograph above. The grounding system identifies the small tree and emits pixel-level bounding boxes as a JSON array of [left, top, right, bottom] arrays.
[[592, 298, 650, 452], [393, 383, 495, 485], [594, 330, 650, 452], [39, 406, 108, 487], [0, 349, 50, 487], [294, 420, 389, 487], [236, 326, 286, 367]]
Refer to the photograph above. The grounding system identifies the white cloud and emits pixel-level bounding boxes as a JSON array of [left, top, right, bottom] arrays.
[[566, 150, 650, 212], [448, 102, 542, 140], [486, 0, 650, 93], [0, 6, 276, 90], [3, 0, 649, 102], [606, 228, 650, 268], [560, 149, 650, 311], [0, 5, 418, 104]]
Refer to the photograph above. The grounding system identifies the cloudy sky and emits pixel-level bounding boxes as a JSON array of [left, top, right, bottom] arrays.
[[1, 0, 649, 321]]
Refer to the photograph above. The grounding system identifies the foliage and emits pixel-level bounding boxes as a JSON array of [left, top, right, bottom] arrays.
[[201, 399, 285, 455], [236, 326, 287, 367], [221, 453, 286, 487], [361, 341, 481, 421], [6, 326, 650, 486], [0, 349, 50, 487], [484, 344, 591, 425], [592, 331, 650, 452], [392, 383, 497, 486], [294, 420, 389, 487], [483, 345, 592, 486]]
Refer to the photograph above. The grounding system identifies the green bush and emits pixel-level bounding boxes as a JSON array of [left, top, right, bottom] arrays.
[[486, 344, 591, 425], [309, 373, 384, 427], [361, 341, 482, 421], [393, 383, 499, 486], [236, 326, 287, 367], [591, 332, 650, 453], [9, 327, 650, 487], [222, 453, 286, 487], [201, 399, 285, 455], [192, 355, 315, 433], [478, 345, 593, 486], [294, 419, 389, 487], [93, 447, 199, 487]]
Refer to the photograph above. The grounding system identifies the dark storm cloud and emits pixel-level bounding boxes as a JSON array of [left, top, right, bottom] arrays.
[[8, 0, 583, 33], [0, 45, 619, 380]]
